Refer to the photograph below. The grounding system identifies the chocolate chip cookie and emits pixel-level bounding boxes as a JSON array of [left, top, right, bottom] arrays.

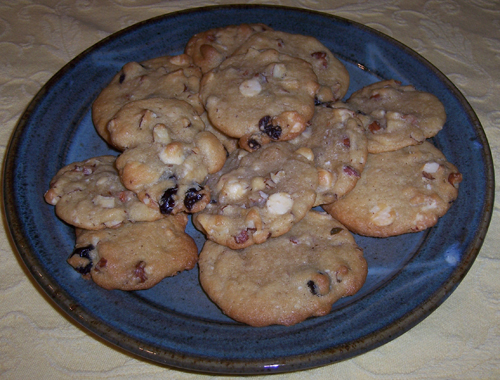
[[198, 211, 367, 326], [185, 23, 272, 73], [290, 105, 368, 205], [68, 214, 197, 290], [92, 54, 203, 145], [44, 156, 163, 229], [233, 30, 350, 103], [200, 48, 319, 150], [193, 142, 318, 249], [346, 79, 446, 153], [106, 98, 206, 151], [115, 131, 226, 215], [322, 141, 462, 237]]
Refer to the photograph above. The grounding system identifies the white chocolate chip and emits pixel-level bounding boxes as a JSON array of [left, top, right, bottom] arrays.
[[317, 168, 334, 189], [92, 195, 115, 208], [289, 122, 303, 133], [140, 110, 157, 129], [371, 109, 386, 119], [270, 170, 286, 184], [386, 111, 402, 121], [222, 179, 248, 201], [370, 204, 395, 226], [421, 198, 438, 211], [239, 79, 262, 97], [96, 177, 109, 186], [295, 147, 314, 161], [266, 192, 293, 215], [153, 124, 171, 144], [272, 63, 287, 78], [104, 220, 122, 228], [251, 176, 266, 191], [422, 162, 440, 173], [159, 144, 185, 165]]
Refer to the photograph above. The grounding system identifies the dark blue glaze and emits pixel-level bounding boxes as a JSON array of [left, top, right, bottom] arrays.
[[3, 5, 494, 375]]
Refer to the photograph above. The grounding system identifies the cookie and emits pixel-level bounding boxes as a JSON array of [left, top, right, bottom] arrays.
[[290, 106, 368, 206], [185, 23, 272, 73], [106, 98, 206, 151], [92, 54, 203, 144], [233, 30, 350, 103], [193, 142, 318, 249], [115, 131, 226, 215], [44, 156, 163, 230], [345, 79, 446, 153], [68, 214, 198, 291], [322, 141, 462, 237], [198, 211, 367, 327], [200, 48, 320, 150], [200, 112, 239, 155]]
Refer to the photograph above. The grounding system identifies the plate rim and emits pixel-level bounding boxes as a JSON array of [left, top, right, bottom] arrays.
[[2, 4, 495, 375]]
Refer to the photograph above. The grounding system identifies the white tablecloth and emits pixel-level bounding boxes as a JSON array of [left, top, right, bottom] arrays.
[[1, 1, 499, 378]]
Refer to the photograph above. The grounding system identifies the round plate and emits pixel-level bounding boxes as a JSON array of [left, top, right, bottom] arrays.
[[3, 5, 494, 375]]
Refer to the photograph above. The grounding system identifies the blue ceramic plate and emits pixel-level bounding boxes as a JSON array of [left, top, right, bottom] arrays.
[[3, 5, 494, 375]]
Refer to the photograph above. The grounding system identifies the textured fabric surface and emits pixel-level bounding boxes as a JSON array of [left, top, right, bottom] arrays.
[[1, 0, 499, 378]]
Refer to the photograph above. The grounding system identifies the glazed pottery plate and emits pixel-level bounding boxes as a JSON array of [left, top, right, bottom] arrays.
[[3, 5, 494, 375]]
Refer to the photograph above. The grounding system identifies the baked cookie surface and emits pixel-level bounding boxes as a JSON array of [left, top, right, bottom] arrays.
[[68, 214, 197, 291], [106, 98, 206, 151], [115, 131, 226, 215], [44, 156, 163, 229], [185, 23, 272, 73], [92, 54, 203, 145], [200, 112, 239, 155], [322, 141, 462, 237], [198, 211, 367, 327], [200, 48, 319, 150], [346, 79, 446, 153], [233, 30, 350, 102], [193, 142, 318, 249], [290, 106, 368, 206]]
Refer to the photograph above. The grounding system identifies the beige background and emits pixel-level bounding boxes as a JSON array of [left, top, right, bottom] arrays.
[[1, 0, 499, 378]]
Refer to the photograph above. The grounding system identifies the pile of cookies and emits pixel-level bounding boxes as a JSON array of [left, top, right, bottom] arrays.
[[44, 24, 462, 327]]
